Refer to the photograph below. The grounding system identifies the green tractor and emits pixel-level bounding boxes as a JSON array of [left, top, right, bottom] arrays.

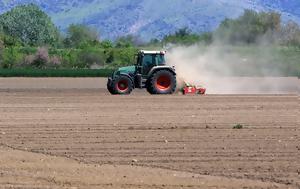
[[107, 50, 177, 95]]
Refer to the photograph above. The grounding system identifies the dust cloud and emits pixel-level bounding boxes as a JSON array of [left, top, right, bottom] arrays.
[[166, 44, 298, 94]]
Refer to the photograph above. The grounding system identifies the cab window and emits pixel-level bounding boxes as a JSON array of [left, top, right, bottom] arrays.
[[142, 54, 155, 74], [143, 54, 153, 65], [156, 54, 165, 65]]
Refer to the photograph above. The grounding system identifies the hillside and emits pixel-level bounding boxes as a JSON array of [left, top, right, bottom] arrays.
[[0, 0, 300, 40]]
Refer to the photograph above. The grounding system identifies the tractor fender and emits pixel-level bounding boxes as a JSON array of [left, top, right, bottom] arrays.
[[147, 66, 176, 77], [119, 73, 135, 88]]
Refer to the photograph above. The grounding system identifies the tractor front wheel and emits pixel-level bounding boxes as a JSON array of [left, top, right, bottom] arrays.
[[147, 70, 176, 95], [107, 75, 133, 95]]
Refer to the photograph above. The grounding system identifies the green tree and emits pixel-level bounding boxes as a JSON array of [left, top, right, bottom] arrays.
[[111, 48, 137, 67], [0, 4, 59, 46], [0, 33, 21, 47], [215, 10, 281, 44], [148, 38, 161, 45], [100, 40, 113, 49], [115, 35, 136, 48], [64, 24, 99, 48], [175, 27, 191, 37], [2, 47, 23, 68], [280, 21, 300, 46], [162, 27, 201, 45]]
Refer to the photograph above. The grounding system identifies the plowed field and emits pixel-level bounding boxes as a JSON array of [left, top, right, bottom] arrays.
[[0, 78, 298, 189]]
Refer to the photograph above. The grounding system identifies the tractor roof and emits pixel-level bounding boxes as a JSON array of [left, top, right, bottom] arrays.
[[139, 50, 166, 55]]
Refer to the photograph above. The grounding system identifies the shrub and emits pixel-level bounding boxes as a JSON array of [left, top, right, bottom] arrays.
[[31, 47, 49, 68], [60, 49, 78, 68], [0, 39, 3, 66], [48, 56, 61, 68], [233, 124, 243, 129], [18, 47, 37, 55], [0, 68, 114, 77], [0, 37, 4, 49], [77, 48, 105, 68], [104, 49, 114, 64], [2, 47, 23, 68], [24, 54, 35, 66]]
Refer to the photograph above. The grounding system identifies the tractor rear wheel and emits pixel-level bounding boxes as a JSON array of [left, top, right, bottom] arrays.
[[108, 75, 133, 95], [147, 70, 176, 94]]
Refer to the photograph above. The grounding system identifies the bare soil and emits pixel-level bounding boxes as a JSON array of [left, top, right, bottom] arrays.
[[0, 78, 299, 189]]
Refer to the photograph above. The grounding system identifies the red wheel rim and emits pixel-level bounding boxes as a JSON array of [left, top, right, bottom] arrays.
[[156, 75, 171, 90], [117, 80, 128, 92]]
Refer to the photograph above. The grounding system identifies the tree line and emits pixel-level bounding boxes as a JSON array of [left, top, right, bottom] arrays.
[[0, 4, 300, 70]]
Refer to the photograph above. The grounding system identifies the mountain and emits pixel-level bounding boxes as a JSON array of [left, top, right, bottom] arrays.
[[0, 0, 300, 40]]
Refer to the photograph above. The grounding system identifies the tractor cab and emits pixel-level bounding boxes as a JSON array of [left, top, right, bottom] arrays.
[[135, 51, 166, 75]]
